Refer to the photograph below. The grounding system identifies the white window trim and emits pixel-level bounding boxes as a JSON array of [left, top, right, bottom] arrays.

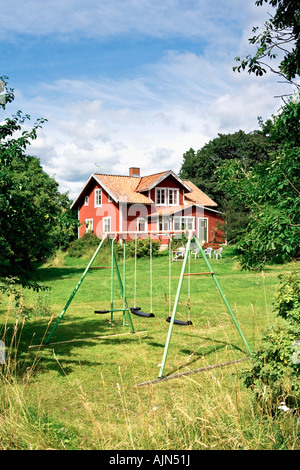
[[198, 217, 209, 242], [137, 217, 147, 232], [103, 216, 111, 233], [155, 187, 167, 206], [84, 196, 89, 206], [94, 188, 102, 207], [168, 188, 179, 206], [173, 216, 195, 231], [157, 216, 170, 232], [85, 218, 93, 232]]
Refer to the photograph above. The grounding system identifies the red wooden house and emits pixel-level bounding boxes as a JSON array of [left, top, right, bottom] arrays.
[[71, 167, 224, 243]]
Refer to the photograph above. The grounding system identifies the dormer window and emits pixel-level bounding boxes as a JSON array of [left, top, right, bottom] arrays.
[[155, 188, 179, 206], [155, 188, 166, 206], [168, 189, 179, 206]]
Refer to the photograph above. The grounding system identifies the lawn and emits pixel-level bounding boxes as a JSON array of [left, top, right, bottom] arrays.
[[0, 243, 299, 450]]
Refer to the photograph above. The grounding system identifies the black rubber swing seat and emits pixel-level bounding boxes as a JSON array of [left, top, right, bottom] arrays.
[[166, 316, 192, 326], [94, 310, 110, 314], [131, 308, 155, 318]]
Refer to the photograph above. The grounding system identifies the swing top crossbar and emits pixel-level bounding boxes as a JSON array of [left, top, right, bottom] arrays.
[[106, 230, 196, 238]]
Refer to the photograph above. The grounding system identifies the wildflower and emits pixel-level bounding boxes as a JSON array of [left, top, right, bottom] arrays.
[[278, 402, 290, 412]]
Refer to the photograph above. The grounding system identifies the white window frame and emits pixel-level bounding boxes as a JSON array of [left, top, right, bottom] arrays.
[[103, 217, 111, 233], [157, 216, 170, 232], [94, 188, 102, 207], [155, 188, 167, 206], [85, 218, 93, 232], [173, 216, 195, 231], [198, 217, 209, 243], [84, 195, 89, 206], [137, 217, 147, 232], [168, 189, 179, 206], [108, 194, 113, 203]]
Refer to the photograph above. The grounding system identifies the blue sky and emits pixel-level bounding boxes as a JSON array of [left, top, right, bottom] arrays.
[[1, 0, 292, 198]]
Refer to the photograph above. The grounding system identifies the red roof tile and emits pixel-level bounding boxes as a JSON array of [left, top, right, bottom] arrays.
[[184, 180, 217, 207]]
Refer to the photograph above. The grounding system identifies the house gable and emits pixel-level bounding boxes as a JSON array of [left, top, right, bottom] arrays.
[[136, 170, 191, 194]]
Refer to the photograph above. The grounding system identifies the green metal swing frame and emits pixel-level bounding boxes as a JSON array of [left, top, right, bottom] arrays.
[[43, 230, 252, 382]]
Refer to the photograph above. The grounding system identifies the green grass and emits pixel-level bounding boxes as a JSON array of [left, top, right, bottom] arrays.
[[1, 243, 299, 450]]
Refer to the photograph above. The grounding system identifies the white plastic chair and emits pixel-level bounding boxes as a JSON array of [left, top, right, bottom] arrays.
[[172, 246, 185, 261], [204, 247, 213, 259], [214, 247, 223, 259], [191, 248, 199, 259]]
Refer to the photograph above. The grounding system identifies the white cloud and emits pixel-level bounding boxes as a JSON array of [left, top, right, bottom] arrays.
[[1, 0, 251, 39]]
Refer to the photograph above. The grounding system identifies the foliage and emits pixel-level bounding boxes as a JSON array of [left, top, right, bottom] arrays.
[[0, 77, 78, 287], [273, 273, 300, 325], [179, 129, 273, 206], [114, 238, 160, 259], [243, 273, 300, 411], [233, 0, 300, 92], [179, 129, 275, 242], [217, 96, 300, 269], [261, 93, 300, 148], [68, 231, 100, 257]]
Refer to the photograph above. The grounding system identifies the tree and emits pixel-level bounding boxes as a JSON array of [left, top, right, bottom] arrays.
[[0, 77, 78, 288], [217, 95, 300, 269], [233, 0, 300, 96], [179, 129, 274, 241], [179, 130, 273, 204]]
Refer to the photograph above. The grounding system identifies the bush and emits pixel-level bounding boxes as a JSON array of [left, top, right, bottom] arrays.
[[68, 232, 100, 257], [114, 238, 160, 259], [273, 273, 300, 326], [243, 272, 300, 412]]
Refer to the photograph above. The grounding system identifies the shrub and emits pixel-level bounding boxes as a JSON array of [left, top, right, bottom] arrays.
[[243, 272, 300, 412], [114, 238, 160, 259], [68, 232, 100, 257], [273, 273, 300, 326]]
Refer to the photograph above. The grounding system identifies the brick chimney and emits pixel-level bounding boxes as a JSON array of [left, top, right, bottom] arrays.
[[129, 167, 140, 177]]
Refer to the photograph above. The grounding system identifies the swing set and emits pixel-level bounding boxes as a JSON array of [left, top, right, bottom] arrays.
[[32, 230, 252, 384]]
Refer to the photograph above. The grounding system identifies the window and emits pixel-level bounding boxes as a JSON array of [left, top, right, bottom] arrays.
[[137, 218, 147, 232], [173, 217, 194, 231], [94, 189, 102, 207], [84, 196, 89, 206], [85, 219, 93, 232], [155, 188, 166, 206], [108, 194, 113, 203], [158, 216, 170, 232], [168, 189, 179, 206], [103, 217, 111, 233]]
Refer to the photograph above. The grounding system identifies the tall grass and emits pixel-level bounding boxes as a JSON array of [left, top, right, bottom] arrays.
[[1, 323, 299, 449]]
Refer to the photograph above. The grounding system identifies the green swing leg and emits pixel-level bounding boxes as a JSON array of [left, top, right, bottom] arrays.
[[44, 235, 108, 344], [110, 238, 115, 326], [108, 238, 135, 333], [158, 234, 193, 378], [194, 237, 252, 357], [158, 233, 252, 379]]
